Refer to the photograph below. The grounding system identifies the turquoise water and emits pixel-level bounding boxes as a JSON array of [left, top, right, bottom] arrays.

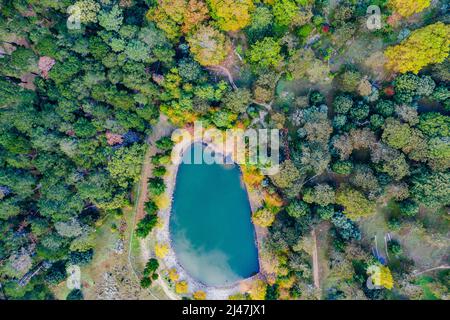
[[169, 143, 259, 286]]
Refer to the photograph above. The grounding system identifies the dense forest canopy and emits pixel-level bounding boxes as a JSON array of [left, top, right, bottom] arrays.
[[0, 0, 448, 300]]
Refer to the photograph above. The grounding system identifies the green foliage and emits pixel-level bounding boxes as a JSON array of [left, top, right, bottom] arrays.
[[247, 37, 283, 70], [107, 144, 145, 188], [411, 170, 450, 208], [223, 88, 252, 114], [399, 200, 419, 217], [336, 186, 376, 220], [148, 177, 166, 196], [303, 184, 335, 206], [417, 113, 450, 138], [136, 214, 159, 238], [333, 95, 353, 114], [286, 200, 310, 218], [143, 258, 159, 277], [332, 161, 353, 175], [155, 137, 175, 150], [98, 5, 123, 32]]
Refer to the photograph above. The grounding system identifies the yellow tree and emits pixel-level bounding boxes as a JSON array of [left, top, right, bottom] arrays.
[[193, 290, 207, 300], [175, 280, 189, 294], [147, 0, 209, 40], [385, 22, 450, 74], [249, 279, 267, 300], [187, 24, 231, 66], [252, 207, 276, 227], [207, 0, 255, 31], [388, 0, 431, 17]]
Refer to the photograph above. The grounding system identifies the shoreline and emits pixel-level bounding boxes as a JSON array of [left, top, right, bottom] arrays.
[[151, 136, 266, 299]]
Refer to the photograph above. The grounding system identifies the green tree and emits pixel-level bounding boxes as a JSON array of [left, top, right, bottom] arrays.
[[247, 37, 283, 70]]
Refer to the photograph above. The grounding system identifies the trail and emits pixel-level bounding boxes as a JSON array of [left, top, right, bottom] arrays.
[[311, 228, 320, 291], [413, 265, 450, 277], [127, 115, 178, 300]]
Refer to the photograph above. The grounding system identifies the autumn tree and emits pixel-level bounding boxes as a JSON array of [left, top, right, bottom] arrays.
[[207, 0, 254, 31], [187, 25, 231, 66], [336, 186, 376, 220], [388, 0, 431, 17], [148, 0, 209, 40], [385, 22, 450, 74]]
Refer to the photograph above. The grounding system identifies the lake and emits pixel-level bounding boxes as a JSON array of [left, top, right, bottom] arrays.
[[169, 143, 259, 287]]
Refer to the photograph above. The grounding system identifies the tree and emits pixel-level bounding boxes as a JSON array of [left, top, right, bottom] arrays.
[[336, 186, 376, 220], [337, 70, 362, 93], [207, 0, 254, 31], [388, 0, 431, 17], [273, 0, 312, 28], [331, 212, 361, 240], [187, 25, 231, 66], [399, 200, 419, 217], [148, 177, 166, 196], [247, 37, 283, 70], [136, 214, 158, 238], [223, 88, 252, 114], [332, 161, 353, 175], [143, 258, 159, 277], [411, 170, 450, 208], [98, 5, 123, 32], [333, 95, 353, 114], [175, 280, 189, 294], [66, 289, 84, 300], [417, 112, 450, 138], [249, 279, 267, 300], [303, 184, 335, 206], [75, 0, 100, 23], [140, 277, 152, 288], [252, 207, 276, 227], [107, 144, 145, 188], [193, 290, 206, 300], [148, 0, 209, 40], [385, 22, 450, 74], [269, 160, 301, 193], [382, 118, 412, 150], [286, 200, 310, 218]]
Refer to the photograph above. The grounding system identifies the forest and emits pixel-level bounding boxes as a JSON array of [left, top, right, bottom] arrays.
[[0, 0, 448, 300]]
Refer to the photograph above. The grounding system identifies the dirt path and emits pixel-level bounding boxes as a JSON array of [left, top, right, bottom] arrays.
[[127, 115, 177, 300], [311, 228, 320, 291]]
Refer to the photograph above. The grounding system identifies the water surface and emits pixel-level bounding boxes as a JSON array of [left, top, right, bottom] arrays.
[[170, 143, 259, 286]]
